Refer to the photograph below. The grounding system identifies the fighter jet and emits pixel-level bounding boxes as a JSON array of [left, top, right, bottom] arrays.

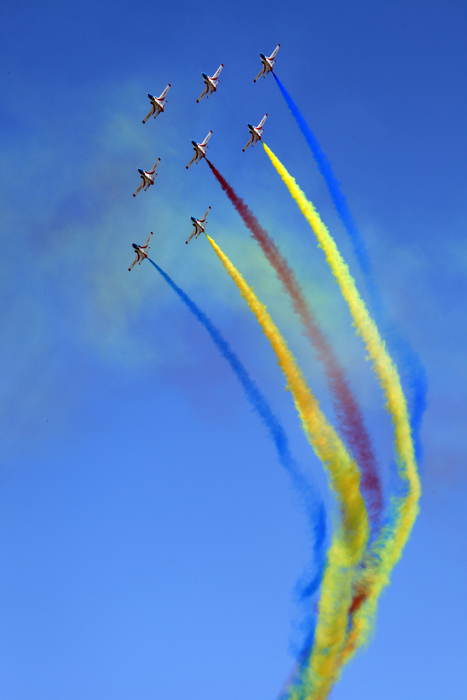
[[196, 64, 224, 102], [186, 207, 211, 244], [243, 115, 267, 152], [133, 159, 160, 197], [128, 232, 153, 271], [142, 85, 171, 123], [186, 131, 212, 169], [254, 45, 280, 82]]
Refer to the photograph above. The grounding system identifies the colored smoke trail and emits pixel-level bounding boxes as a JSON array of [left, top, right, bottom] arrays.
[[205, 157, 383, 529], [205, 235, 369, 700], [262, 143, 421, 690], [148, 259, 326, 600], [272, 72, 427, 463]]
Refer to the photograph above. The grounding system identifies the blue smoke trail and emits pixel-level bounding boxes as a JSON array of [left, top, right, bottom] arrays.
[[272, 73, 427, 463], [149, 259, 326, 609]]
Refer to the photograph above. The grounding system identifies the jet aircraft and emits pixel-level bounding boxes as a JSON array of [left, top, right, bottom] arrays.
[[186, 207, 211, 244], [243, 115, 268, 151], [142, 85, 171, 123], [133, 158, 160, 197], [128, 232, 153, 271], [186, 131, 212, 169], [196, 65, 224, 102], [254, 45, 280, 82]]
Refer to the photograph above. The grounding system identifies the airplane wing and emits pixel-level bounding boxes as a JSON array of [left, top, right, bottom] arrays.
[[200, 206, 211, 223], [269, 44, 280, 60], [200, 131, 212, 147], [148, 158, 161, 175], [158, 84, 171, 101], [212, 64, 224, 80], [186, 153, 197, 169], [258, 114, 268, 129], [186, 226, 197, 244], [243, 135, 254, 152], [142, 107, 155, 124], [133, 181, 144, 197], [197, 85, 208, 103], [128, 254, 139, 271], [254, 66, 265, 83], [141, 232, 153, 249]]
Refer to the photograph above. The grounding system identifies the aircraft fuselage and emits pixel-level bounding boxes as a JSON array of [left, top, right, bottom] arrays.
[[138, 169, 154, 185]]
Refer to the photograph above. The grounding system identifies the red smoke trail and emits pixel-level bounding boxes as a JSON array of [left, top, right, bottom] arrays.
[[205, 157, 383, 525]]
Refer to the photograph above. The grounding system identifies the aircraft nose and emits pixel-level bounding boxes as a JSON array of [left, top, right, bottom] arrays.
[[260, 53, 265, 59], [191, 216, 196, 222], [202, 73, 207, 79], [132, 243, 138, 249], [148, 93, 154, 100], [247, 123, 252, 129], [191, 140, 196, 146], [138, 168, 143, 174]]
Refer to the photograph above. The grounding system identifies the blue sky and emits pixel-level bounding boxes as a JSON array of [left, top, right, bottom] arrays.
[[1, 1, 466, 698]]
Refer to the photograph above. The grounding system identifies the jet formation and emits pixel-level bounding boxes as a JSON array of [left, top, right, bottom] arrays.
[[128, 45, 280, 269]]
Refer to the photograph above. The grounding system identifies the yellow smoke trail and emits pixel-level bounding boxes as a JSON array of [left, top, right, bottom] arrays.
[[206, 233, 369, 700], [262, 142, 421, 691]]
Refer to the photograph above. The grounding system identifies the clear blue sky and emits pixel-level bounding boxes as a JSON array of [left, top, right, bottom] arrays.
[[1, 1, 466, 698]]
